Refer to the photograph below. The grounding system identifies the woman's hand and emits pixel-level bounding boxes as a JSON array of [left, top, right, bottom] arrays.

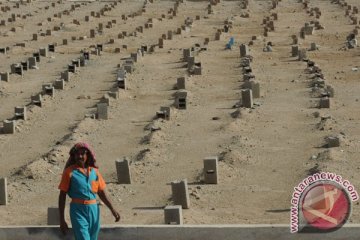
[[58, 191, 68, 235], [60, 220, 69, 235], [98, 190, 121, 223], [111, 209, 121, 222]]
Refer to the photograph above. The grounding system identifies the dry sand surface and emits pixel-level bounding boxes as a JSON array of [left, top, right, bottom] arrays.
[[0, 0, 360, 227]]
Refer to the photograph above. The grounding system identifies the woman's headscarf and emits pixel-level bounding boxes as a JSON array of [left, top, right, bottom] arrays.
[[64, 142, 98, 169]]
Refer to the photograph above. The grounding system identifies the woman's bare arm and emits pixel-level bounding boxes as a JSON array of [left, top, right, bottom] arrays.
[[58, 190, 69, 234], [98, 190, 120, 222]]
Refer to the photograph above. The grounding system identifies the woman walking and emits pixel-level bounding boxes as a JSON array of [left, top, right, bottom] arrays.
[[58, 142, 120, 240]]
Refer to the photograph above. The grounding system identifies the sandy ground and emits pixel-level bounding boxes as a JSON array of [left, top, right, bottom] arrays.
[[0, 0, 360, 227]]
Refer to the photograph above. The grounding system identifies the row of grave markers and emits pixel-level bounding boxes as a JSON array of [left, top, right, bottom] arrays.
[[32, 1, 127, 47], [1, 0, 197, 132], [0, 0, 93, 29], [1, 0, 230, 226], [5, 0, 130, 59], [0, 46, 48, 81], [331, 0, 360, 38], [2, 0, 186, 71], [240, 44, 260, 108], [118, 1, 222, 223], [299, 1, 344, 162], [0, 49, 91, 134], [0, 46, 50, 134]]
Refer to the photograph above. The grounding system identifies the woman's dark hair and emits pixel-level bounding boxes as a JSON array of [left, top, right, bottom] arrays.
[[64, 143, 98, 169]]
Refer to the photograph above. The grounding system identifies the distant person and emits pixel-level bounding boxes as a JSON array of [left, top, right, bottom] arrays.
[[263, 41, 273, 52], [58, 142, 120, 240], [225, 37, 235, 50], [346, 33, 357, 49]]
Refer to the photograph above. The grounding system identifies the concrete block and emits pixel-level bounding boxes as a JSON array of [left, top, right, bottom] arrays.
[[300, 29, 305, 39], [31, 94, 42, 107], [47, 207, 59, 225], [97, 44, 103, 52], [115, 158, 131, 184], [264, 28, 268, 37], [90, 29, 95, 38], [21, 61, 29, 71], [39, 48, 48, 57], [177, 77, 185, 89], [28, 57, 37, 69], [187, 57, 195, 69], [97, 103, 108, 120], [131, 52, 140, 62], [68, 64, 76, 73], [242, 81, 260, 98], [11, 64, 23, 76], [137, 26, 143, 33], [100, 94, 110, 106], [242, 89, 253, 108], [327, 136, 340, 148], [204, 38, 210, 45], [54, 79, 64, 90], [0, 72, 9, 81], [15, 43, 25, 47], [183, 48, 192, 61], [291, 45, 299, 57], [61, 71, 71, 81], [42, 84, 54, 97], [204, 156, 218, 184], [79, 56, 86, 67], [164, 205, 183, 225], [298, 49, 307, 61], [243, 74, 254, 81], [241, 57, 251, 66], [33, 52, 40, 62], [159, 38, 164, 48], [72, 59, 80, 67], [0, 178, 7, 205], [292, 35, 298, 44], [123, 64, 133, 73], [48, 44, 55, 52], [319, 97, 330, 108], [310, 42, 318, 51], [32, 34, 37, 41], [171, 179, 190, 209], [193, 66, 202, 75], [83, 52, 90, 60], [3, 120, 15, 134], [117, 69, 126, 89], [156, 106, 170, 120], [92, 48, 100, 56], [215, 31, 222, 41], [240, 44, 248, 58], [167, 30, 173, 40], [268, 21, 275, 31], [304, 25, 314, 35], [175, 90, 187, 109], [15, 106, 26, 120]]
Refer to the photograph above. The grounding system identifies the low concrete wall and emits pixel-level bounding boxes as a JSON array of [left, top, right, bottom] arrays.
[[0, 224, 359, 240]]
